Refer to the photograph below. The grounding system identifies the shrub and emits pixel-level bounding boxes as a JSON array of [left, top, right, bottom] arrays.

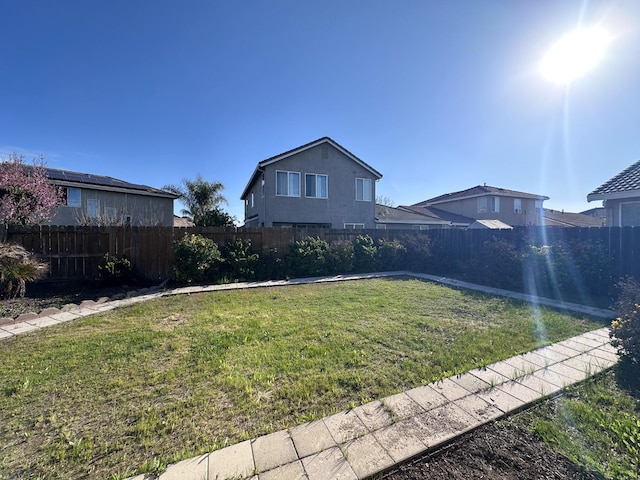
[[397, 233, 432, 273], [286, 236, 332, 277], [98, 253, 133, 286], [327, 240, 355, 274], [353, 235, 378, 272], [222, 239, 259, 281], [465, 237, 523, 290], [0, 243, 48, 299], [610, 276, 640, 364], [173, 234, 221, 284], [376, 239, 407, 271], [254, 248, 286, 281]]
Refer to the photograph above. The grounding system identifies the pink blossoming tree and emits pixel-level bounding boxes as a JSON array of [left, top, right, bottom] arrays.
[[0, 154, 63, 226]]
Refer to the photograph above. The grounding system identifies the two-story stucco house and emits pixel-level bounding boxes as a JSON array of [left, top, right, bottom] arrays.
[[241, 137, 382, 228], [46, 168, 178, 227], [587, 159, 640, 226], [412, 185, 549, 227]]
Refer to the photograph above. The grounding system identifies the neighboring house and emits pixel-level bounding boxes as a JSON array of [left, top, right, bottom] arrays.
[[411, 184, 549, 227], [397, 204, 474, 228], [241, 137, 382, 229], [46, 168, 177, 227], [375, 204, 453, 230], [587, 160, 640, 226], [541, 209, 605, 228]]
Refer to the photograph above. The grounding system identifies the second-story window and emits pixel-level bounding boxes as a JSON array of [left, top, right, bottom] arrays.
[[66, 187, 81, 207], [514, 198, 522, 213], [491, 196, 500, 213], [356, 178, 372, 201], [305, 174, 327, 198], [276, 170, 300, 197], [477, 197, 487, 213]]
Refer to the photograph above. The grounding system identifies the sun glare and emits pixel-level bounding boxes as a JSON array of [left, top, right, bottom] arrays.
[[540, 27, 611, 84]]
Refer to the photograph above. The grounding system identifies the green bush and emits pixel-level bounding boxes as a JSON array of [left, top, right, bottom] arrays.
[[376, 239, 407, 271], [98, 253, 132, 286], [0, 243, 48, 299], [397, 233, 432, 273], [222, 239, 259, 281], [173, 234, 221, 284], [353, 235, 378, 272], [327, 240, 355, 274], [610, 276, 640, 364], [254, 248, 286, 281], [286, 236, 332, 277], [465, 237, 523, 290]]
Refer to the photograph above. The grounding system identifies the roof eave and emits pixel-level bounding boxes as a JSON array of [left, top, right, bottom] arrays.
[[587, 189, 640, 202]]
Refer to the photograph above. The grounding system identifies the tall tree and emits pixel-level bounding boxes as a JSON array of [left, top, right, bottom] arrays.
[[163, 175, 234, 226], [0, 154, 63, 226]]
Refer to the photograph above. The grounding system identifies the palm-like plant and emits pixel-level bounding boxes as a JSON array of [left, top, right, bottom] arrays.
[[0, 243, 48, 299], [164, 175, 232, 226]]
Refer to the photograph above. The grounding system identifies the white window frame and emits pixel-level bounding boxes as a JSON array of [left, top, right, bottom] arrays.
[[86, 198, 99, 218], [344, 223, 365, 229], [250, 192, 254, 208], [491, 196, 500, 213], [276, 170, 300, 197], [305, 173, 328, 199], [477, 197, 487, 213], [66, 187, 81, 207], [356, 178, 372, 202], [514, 198, 522, 214]]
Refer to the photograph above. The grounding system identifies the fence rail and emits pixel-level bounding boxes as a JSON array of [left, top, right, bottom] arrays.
[[3, 225, 640, 283]]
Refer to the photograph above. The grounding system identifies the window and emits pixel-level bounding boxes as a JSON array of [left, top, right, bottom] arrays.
[[477, 197, 487, 213], [514, 198, 522, 214], [86, 198, 99, 218], [344, 223, 365, 229], [356, 178, 372, 201], [276, 171, 300, 197], [305, 174, 327, 198], [491, 196, 500, 213], [250, 192, 254, 208], [621, 202, 640, 226], [66, 187, 81, 207]]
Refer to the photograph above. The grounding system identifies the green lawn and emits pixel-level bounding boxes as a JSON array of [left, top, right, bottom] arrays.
[[0, 278, 604, 479], [517, 362, 640, 479]]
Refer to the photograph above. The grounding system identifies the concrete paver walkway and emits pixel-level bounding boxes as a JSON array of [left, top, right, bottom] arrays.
[[0, 272, 618, 480]]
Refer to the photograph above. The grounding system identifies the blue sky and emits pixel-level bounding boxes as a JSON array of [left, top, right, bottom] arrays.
[[2, 1, 639, 223]]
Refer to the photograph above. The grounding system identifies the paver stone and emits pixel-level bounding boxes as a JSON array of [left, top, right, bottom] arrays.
[[301, 447, 357, 480], [323, 409, 368, 444], [259, 460, 307, 480], [208, 440, 254, 480], [252, 430, 298, 472], [341, 433, 395, 479], [290, 420, 336, 458], [159, 454, 208, 480]]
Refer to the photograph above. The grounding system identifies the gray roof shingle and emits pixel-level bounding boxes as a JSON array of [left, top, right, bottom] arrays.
[[588, 160, 640, 200]]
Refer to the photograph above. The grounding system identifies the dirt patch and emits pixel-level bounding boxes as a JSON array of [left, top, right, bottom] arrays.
[[384, 421, 598, 480]]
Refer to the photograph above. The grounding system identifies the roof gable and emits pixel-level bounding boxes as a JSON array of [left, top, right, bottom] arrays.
[[588, 160, 640, 201], [241, 137, 382, 199], [413, 185, 548, 206]]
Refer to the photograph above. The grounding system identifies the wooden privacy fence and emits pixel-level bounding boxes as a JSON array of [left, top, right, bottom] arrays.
[[3, 225, 640, 283]]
